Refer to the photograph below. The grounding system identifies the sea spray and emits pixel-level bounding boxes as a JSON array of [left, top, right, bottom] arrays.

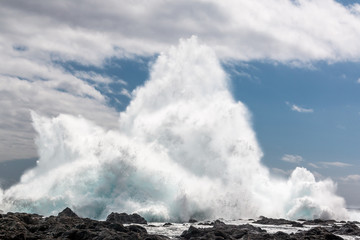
[[0, 37, 351, 221]]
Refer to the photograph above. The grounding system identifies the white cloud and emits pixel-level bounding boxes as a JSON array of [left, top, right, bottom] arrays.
[[120, 89, 132, 98], [1, 0, 360, 162], [271, 168, 292, 177], [1, 0, 360, 64], [290, 104, 314, 113], [341, 174, 360, 182], [320, 161, 352, 167], [357, 78, 360, 83], [0, 75, 119, 162], [281, 154, 304, 164], [308, 163, 320, 169]]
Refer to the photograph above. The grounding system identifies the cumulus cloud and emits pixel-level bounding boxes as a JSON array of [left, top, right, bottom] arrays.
[[0, 75, 119, 162], [1, 0, 360, 64], [1, 0, 360, 162], [320, 161, 352, 167], [271, 168, 292, 177], [281, 154, 304, 164]]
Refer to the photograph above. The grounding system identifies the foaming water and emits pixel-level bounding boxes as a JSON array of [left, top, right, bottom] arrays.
[[0, 37, 351, 221]]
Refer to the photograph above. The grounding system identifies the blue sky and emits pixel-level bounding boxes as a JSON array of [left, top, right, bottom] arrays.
[[1, 0, 360, 206]]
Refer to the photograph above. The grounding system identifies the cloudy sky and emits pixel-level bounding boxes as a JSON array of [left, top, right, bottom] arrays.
[[1, 0, 360, 205]]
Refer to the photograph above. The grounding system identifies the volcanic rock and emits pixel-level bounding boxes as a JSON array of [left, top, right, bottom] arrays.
[[106, 212, 148, 224], [330, 222, 360, 236], [188, 218, 198, 223], [180, 222, 344, 240], [254, 216, 303, 227], [303, 218, 336, 225], [58, 207, 78, 218], [0, 208, 166, 240]]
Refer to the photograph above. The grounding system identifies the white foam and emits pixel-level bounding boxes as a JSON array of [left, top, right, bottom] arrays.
[[0, 37, 352, 221]]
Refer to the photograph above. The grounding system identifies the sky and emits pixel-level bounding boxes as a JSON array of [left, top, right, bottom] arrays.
[[0, 0, 360, 206]]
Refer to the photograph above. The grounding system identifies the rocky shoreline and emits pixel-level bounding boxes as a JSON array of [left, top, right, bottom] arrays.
[[1, 208, 360, 239]]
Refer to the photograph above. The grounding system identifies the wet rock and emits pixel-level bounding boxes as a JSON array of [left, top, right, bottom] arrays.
[[180, 222, 266, 239], [303, 218, 336, 225], [179, 222, 344, 240], [0, 208, 167, 240], [254, 216, 303, 227], [188, 218, 198, 223], [294, 226, 343, 240], [58, 207, 78, 218], [106, 212, 148, 224], [330, 222, 360, 236], [163, 222, 172, 226]]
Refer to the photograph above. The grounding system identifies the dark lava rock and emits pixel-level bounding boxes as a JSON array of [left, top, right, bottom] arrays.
[[188, 218, 198, 223], [180, 222, 266, 239], [303, 218, 336, 225], [106, 212, 148, 224], [254, 216, 303, 227], [163, 222, 172, 227], [180, 222, 344, 240], [330, 222, 360, 236], [58, 207, 78, 218], [0, 208, 167, 240], [294, 226, 343, 240], [198, 221, 213, 226]]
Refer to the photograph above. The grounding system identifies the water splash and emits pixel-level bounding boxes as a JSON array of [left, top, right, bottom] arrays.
[[0, 37, 351, 221]]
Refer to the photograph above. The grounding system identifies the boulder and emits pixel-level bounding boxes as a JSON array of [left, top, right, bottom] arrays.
[[254, 216, 303, 227], [0, 211, 166, 240], [331, 222, 360, 236], [58, 207, 78, 218], [106, 212, 148, 224]]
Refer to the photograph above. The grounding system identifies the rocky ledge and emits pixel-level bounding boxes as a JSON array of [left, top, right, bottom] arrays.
[[1, 209, 360, 239], [180, 219, 360, 240], [0, 208, 167, 240]]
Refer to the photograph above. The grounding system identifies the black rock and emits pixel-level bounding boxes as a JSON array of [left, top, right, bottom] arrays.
[[294, 226, 343, 240], [58, 207, 78, 218], [188, 218, 198, 223], [254, 216, 303, 227], [163, 222, 172, 226], [0, 211, 167, 240], [106, 212, 148, 224], [331, 222, 360, 236], [303, 218, 336, 225], [179, 222, 344, 240], [180, 222, 267, 239]]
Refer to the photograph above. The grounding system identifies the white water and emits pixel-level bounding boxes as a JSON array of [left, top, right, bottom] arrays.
[[0, 37, 354, 222]]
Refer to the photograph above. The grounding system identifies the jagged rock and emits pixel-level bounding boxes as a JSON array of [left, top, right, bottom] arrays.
[[180, 222, 266, 239], [106, 212, 148, 224], [188, 218, 198, 223], [58, 207, 78, 218], [0, 210, 167, 240], [303, 218, 336, 225], [254, 216, 303, 227], [330, 222, 360, 236], [294, 227, 343, 240], [180, 222, 344, 240]]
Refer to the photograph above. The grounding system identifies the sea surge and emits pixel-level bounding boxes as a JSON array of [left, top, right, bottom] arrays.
[[0, 37, 354, 222]]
